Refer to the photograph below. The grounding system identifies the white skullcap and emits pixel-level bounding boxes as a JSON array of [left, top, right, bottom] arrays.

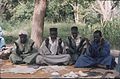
[[19, 30, 28, 35]]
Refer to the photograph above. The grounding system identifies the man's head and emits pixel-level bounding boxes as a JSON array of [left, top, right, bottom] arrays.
[[93, 30, 102, 43], [49, 28, 57, 40], [71, 26, 78, 39], [19, 31, 28, 44]]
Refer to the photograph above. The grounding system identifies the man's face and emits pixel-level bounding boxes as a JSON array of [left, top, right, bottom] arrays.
[[50, 31, 57, 40], [19, 34, 27, 44], [93, 33, 101, 43], [71, 30, 78, 39]]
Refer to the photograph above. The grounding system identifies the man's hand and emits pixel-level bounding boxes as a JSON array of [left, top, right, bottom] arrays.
[[45, 38, 49, 48], [57, 46, 63, 55], [65, 47, 70, 54], [97, 38, 104, 52], [100, 37, 104, 46]]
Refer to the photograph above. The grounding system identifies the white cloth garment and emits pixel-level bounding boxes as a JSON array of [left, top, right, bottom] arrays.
[[71, 35, 81, 47], [48, 37, 64, 55]]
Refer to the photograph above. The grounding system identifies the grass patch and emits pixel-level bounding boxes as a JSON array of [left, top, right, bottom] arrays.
[[2, 21, 120, 50]]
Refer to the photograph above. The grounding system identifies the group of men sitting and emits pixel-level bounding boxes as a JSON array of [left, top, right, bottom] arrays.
[[0, 26, 117, 69]]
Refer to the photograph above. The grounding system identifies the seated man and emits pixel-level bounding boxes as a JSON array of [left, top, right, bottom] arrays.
[[9, 31, 38, 64], [66, 26, 87, 64], [36, 28, 70, 65], [75, 30, 116, 69], [0, 27, 12, 60]]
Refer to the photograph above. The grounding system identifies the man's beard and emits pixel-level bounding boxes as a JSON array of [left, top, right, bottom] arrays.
[[20, 39, 27, 44]]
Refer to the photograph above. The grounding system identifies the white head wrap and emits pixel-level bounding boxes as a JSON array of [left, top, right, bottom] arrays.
[[19, 30, 28, 36]]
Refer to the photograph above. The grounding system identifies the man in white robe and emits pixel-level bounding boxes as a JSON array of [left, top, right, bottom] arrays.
[[36, 28, 70, 65]]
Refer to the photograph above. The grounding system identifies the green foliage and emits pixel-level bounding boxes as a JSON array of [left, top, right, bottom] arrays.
[[83, 11, 100, 26], [102, 19, 120, 49], [43, 21, 120, 50], [4, 35, 17, 44], [0, 0, 34, 26], [3, 21, 120, 50], [10, 1, 34, 26], [46, 0, 74, 23], [1, 0, 120, 50], [0, 0, 104, 24]]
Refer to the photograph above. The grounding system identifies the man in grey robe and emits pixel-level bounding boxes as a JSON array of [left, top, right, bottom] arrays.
[[9, 31, 38, 64], [36, 28, 70, 65], [65, 26, 87, 64]]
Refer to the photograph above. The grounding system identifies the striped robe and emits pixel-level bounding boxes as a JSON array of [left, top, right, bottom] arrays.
[[36, 37, 70, 65], [9, 38, 38, 64]]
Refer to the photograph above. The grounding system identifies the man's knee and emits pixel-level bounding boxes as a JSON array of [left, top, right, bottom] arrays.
[[36, 55, 44, 64], [9, 54, 23, 64]]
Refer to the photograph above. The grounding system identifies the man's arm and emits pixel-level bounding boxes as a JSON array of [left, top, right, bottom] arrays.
[[27, 39, 35, 53], [45, 38, 49, 48], [57, 38, 63, 54], [30, 41, 34, 51], [99, 41, 110, 57], [65, 36, 75, 54], [77, 37, 86, 52], [77, 37, 90, 55], [14, 41, 21, 55]]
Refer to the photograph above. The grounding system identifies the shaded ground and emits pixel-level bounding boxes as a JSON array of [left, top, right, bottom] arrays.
[[0, 60, 119, 78], [0, 45, 120, 78]]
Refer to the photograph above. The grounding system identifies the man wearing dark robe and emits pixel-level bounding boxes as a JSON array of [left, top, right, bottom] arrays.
[[9, 31, 38, 64], [75, 30, 116, 69], [36, 28, 70, 65], [66, 26, 87, 64]]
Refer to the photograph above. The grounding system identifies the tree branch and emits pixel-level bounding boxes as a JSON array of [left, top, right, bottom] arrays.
[[69, 3, 75, 9], [96, 0, 105, 13], [111, 1, 119, 10], [18, 0, 24, 5], [91, 4, 102, 14], [61, 1, 75, 10]]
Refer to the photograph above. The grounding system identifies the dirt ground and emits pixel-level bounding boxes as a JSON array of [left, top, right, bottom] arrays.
[[0, 45, 120, 78], [0, 60, 119, 78]]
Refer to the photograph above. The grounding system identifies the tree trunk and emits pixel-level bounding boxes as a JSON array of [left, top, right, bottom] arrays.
[[31, 0, 47, 49], [102, 1, 112, 22], [73, 0, 79, 24], [74, 4, 79, 24]]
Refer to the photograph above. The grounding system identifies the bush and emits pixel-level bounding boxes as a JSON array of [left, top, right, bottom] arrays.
[[2, 20, 120, 50], [102, 20, 120, 50]]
